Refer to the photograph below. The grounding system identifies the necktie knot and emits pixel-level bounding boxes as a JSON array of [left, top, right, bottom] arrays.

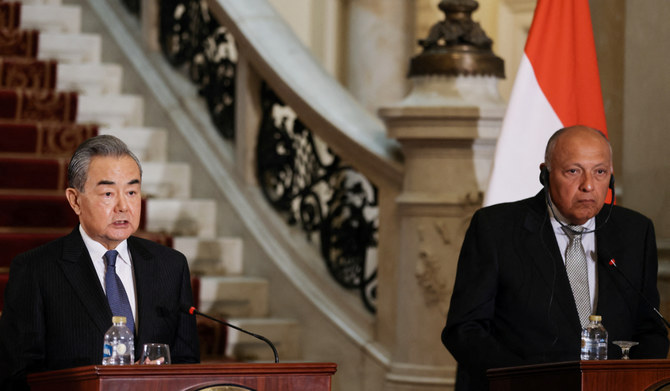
[[104, 250, 119, 268], [564, 225, 585, 240]]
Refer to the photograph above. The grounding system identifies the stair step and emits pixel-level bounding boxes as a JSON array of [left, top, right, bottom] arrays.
[[141, 162, 191, 199], [77, 94, 144, 127], [173, 236, 243, 276], [0, 58, 57, 90], [198, 276, 268, 318], [57, 63, 123, 95], [15, 0, 62, 5], [145, 198, 216, 238], [0, 156, 67, 191], [0, 230, 65, 268], [0, 88, 77, 122], [99, 126, 167, 162], [38, 32, 101, 64], [0, 121, 98, 157], [0, 2, 22, 30], [0, 273, 8, 310], [226, 318, 301, 361], [20, 5, 81, 34]]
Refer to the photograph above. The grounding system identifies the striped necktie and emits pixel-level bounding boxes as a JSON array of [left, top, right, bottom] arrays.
[[104, 250, 135, 334], [563, 225, 591, 328]]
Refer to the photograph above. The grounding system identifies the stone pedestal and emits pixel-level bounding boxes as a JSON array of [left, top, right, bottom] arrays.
[[378, 76, 504, 390]]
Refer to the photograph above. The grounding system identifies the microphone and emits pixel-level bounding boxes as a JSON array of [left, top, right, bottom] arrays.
[[606, 259, 670, 330], [181, 305, 279, 363]]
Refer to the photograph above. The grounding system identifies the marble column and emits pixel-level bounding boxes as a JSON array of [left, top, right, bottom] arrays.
[[346, 0, 414, 114]]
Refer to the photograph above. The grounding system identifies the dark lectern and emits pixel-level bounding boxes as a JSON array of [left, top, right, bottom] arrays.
[[488, 359, 670, 391], [27, 363, 337, 391]]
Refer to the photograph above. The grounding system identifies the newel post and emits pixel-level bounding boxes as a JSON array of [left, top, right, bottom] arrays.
[[377, 1, 505, 389]]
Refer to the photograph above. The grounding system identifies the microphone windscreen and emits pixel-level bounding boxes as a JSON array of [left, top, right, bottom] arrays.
[[179, 304, 196, 315]]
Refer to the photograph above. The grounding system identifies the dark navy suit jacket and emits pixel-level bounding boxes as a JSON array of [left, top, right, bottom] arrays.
[[0, 227, 200, 390], [443, 191, 668, 391]]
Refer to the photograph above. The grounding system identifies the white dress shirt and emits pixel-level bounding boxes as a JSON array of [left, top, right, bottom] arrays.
[[79, 225, 138, 327]]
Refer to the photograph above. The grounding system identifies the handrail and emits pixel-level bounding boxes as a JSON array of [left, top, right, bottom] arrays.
[[206, 0, 404, 188]]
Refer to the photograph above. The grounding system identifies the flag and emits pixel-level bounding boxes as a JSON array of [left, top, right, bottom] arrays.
[[484, 0, 607, 206]]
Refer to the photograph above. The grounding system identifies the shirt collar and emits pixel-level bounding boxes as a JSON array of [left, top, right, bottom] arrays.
[[79, 225, 131, 266], [546, 196, 596, 234]]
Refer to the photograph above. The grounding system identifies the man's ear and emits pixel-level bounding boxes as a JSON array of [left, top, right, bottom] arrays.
[[539, 163, 549, 186], [65, 188, 82, 215]]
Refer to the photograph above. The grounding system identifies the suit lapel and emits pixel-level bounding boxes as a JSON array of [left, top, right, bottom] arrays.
[[129, 237, 154, 342], [58, 228, 112, 334], [594, 206, 624, 318], [522, 192, 582, 331]]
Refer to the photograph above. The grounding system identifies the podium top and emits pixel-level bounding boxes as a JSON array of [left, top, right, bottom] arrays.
[[28, 363, 338, 391], [488, 359, 670, 376], [487, 360, 670, 391]]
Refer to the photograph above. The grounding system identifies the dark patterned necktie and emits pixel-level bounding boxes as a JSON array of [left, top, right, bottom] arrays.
[[563, 225, 591, 328], [104, 250, 135, 334]]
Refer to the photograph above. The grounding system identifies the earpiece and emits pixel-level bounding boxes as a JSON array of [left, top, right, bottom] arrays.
[[540, 166, 549, 187]]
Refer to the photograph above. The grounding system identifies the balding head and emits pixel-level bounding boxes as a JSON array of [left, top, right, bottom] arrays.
[[544, 125, 612, 172], [540, 125, 613, 225]]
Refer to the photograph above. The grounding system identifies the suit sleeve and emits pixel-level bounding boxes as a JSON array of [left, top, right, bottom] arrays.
[[0, 254, 46, 391], [169, 256, 200, 364], [442, 210, 524, 372], [630, 219, 669, 358]]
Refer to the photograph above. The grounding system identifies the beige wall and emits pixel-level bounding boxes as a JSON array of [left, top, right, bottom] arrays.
[[593, 0, 670, 242], [267, 0, 345, 81], [590, 0, 625, 189], [620, 0, 670, 240]]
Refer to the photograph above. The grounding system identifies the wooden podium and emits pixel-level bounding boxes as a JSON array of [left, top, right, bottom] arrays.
[[27, 363, 337, 391], [488, 360, 670, 391]]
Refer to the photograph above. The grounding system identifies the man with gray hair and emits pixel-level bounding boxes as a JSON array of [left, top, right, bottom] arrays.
[[0, 135, 200, 390]]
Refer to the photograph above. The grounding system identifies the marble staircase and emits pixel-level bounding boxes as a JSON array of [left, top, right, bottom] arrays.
[[18, 0, 300, 362]]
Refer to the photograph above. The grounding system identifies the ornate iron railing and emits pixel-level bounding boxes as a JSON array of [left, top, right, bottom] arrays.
[[146, 0, 379, 312], [256, 85, 379, 312], [158, 0, 236, 140], [119, 0, 140, 16]]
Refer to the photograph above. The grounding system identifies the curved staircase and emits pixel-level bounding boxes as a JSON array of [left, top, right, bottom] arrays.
[[0, 0, 299, 363]]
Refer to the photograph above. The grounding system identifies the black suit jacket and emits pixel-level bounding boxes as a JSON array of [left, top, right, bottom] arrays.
[[442, 191, 668, 391], [0, 227, 200, 389]]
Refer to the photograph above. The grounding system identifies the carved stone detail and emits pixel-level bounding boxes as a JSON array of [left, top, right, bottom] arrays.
[[416, 222, 454, 313], [409, 0, 505, 78]]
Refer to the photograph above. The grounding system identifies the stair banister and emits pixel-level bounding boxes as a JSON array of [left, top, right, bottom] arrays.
[[205, 0, 404, 190]]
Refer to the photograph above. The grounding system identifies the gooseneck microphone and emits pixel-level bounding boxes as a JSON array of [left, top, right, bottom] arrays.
[[181, 305, 279, 363], [606, 259, 670, 330]]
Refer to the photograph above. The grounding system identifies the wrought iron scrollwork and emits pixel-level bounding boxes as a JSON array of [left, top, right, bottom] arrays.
[[120, 0, 140, 16], [158, 0, 236, 139], [146, 0, 379, 313], [257, 85, 379, 313]]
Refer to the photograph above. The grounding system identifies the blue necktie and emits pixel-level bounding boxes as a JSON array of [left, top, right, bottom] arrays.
[[104, 250, 135, 334]]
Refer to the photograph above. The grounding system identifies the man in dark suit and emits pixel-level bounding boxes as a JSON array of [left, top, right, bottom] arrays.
[[0, 135, 200, 390], [442, 126, 669, 391]]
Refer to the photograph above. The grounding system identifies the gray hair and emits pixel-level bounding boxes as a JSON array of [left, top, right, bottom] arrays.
[[67, 135, 142, 191], [544, 125, 612, 171]]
